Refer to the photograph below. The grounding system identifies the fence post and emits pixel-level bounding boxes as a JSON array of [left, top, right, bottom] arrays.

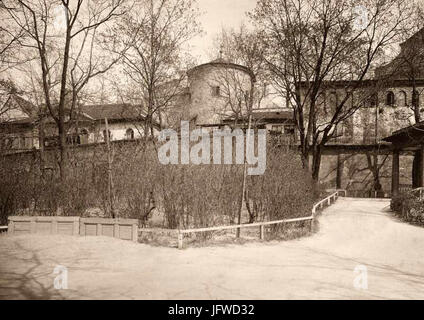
[[178, 231, 183, 250], [259, 225, 264, 240], [8, 219, 14, 234]]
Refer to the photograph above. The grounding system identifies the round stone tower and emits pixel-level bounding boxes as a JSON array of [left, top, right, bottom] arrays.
[[187, 58, 254, 125]]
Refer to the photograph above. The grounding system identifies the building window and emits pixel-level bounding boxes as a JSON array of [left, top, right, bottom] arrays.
[[271, 125, 283, 133], [368, 92, 378, 107], [19, 137, 26, 149], [327, 92, 338, 113], [342, 118, 354, 138], [125, 128, 134, 140], [103, 129, 111, 142], [212, 86, 220, 97], [399, 91, 407, 107], [386, 91, 395, 106], [1, 138, 12, 149], [80, 129, 89, 144], [66, 135, 80, 145], [284, 126, 295, 135], [22, 136, 33, 149], [11, 137, 19, 149]]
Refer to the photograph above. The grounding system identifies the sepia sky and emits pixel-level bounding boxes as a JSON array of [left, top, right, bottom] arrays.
[[190, 0, 257, 63]]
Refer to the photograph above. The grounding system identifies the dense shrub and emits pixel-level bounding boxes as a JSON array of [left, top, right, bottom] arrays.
[[246, 145, 318, 223], [391, 192, 424, 225], [0, 139, 319, 231], [0, 153, 39, 224], [390, 192, 410, 214], [112, 142, 159, 225], [159, 164, 243, 229], [407, 199, 424, 224]]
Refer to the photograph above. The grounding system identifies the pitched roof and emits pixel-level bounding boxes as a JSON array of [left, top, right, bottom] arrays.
[[80, 104, 147, 121], [9, 94, 35, 116], [375, 28, 424, 80], [0, 90, 36, 125], [1, 103, 157, 127], [251, 110, 292, 120], [382, 121, 424, 143], [187, 59, 256, 81]]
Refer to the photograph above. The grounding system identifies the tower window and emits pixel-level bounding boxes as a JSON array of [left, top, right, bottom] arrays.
[[212, 86, 220, 96]]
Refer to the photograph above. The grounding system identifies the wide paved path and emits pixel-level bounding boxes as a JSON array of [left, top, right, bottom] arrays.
[[1, 198, 424, 299]]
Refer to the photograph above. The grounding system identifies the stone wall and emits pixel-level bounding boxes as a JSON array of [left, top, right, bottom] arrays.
[[188, 64, 252, 124]]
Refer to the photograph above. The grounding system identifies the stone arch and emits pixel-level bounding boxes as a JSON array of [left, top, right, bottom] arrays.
[[386, 91, 395, 106], [125, 128, 135, 140]]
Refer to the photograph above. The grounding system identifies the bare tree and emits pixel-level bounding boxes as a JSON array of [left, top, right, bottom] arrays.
[[212, 26, 268, 118], [211, 27, 268, 231], [376, 5, 424, 123], [114, 0, 201, 136], [0, 79, 20, 119], [2, 0, 130, 180], [251, 0, 412, 181], [0, 3, 29, 71]]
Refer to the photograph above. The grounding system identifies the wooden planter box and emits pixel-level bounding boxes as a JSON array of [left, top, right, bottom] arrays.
[[8, 216, 79, 235], [79, 218, 138, 242]]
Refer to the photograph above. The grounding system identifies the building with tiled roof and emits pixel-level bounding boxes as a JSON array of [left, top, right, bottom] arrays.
[[0, 97, 160, 153], [1, 56, 289, 153]]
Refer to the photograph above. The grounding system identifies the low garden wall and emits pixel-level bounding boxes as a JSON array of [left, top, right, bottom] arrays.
[[7, 216, 80, 235], [80, 218, 138, 242], [7, 216, 138, 241]]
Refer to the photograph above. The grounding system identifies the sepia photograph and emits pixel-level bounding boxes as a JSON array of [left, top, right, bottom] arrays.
[[0, 0, 424, 304]]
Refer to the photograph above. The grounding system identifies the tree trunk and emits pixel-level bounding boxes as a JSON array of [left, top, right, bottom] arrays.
[[413, 83, 420, 123], [311, 145, 322, 182], [413, 150, 420, 188], [372, 154, 382, 191], [145, 90, 154, 137], [38, 116, 46, 174], [336, 154, 343, 189], [58, 122, 68, 181], [57, 24, 72, 182], [301, 150, 310, 171], [236, 81, 255, 237]]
